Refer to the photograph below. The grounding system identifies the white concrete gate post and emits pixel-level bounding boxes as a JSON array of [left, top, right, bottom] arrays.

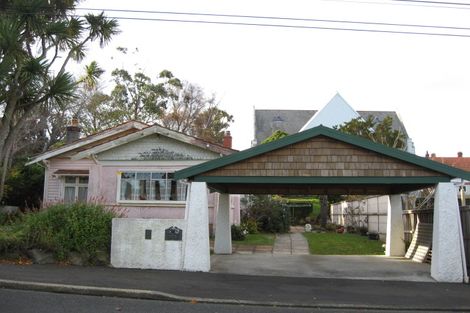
[[182, 182, 210, 272], [386, 194, 405, 256], [431, 182, 467, 282], [214, 193, 232, 254]]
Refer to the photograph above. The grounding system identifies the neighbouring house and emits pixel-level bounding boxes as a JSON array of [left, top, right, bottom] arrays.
[[27, 119, 241, 228], [428, 151, 470, 204], [254, 93, 415, 153]]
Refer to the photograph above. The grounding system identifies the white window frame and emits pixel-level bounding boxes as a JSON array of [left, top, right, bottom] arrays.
[[63, 176, 89, 203], [116, 170, 188, 206]]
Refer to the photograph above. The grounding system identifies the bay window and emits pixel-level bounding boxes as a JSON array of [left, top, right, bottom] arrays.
[[119, 172, 187, 202]]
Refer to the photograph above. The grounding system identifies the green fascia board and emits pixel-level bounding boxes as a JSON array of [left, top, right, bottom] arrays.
[[193, 176, 450, 185], [175, 125, 470, 181]]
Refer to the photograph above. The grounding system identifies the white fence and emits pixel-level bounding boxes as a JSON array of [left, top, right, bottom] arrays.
[[330, 196, 388, 239]]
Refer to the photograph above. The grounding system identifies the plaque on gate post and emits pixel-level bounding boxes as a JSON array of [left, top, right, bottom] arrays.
[[165, 226, 183, 241]]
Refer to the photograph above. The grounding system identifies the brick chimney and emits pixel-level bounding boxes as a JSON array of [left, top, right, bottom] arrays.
[[431, 153, 436, 158], [223, 131, 232, 149], [66, 117, 81, 144], [458, 151, 463, 157]]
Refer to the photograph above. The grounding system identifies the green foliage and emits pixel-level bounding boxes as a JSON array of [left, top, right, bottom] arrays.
[[262, 130, 289, 144], [192, 106, 234, 144], [241, 218, 258, 234], [334, 115, 406, 150], [3, 158, 44, 209], [233, 233, 275, 245], [0, 224, 25, 254], [0, 210, 23, 226], [242, 195, 290, 233], [303, 232, 384, 255], [0, 209, 26, 253], [231, 224, 246, 241], [324, 223, 338, 232], [0, 0, 119, 200], [109, 69, 181, 124], [25, 203, 117, 263]]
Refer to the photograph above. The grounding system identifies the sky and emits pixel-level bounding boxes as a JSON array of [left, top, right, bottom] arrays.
[[73, 0, 470, 157]]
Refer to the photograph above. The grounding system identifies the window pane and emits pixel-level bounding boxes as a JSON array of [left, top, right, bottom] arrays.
[[152, 180, 161, 200], [65, 176, 76, 184], [120, 172, 136, 200], [170, 180, 177, 201], [79, 177, 89, 184], [151, 173, 164, 180], [119, 172, 187, 202], [121, 173, 135, 180], [78, 187, 88, 202], [138, 179, 149, 200], [177, 181, 188, 201], [64, 187, 75, 203], [137, 173, 150, 180]]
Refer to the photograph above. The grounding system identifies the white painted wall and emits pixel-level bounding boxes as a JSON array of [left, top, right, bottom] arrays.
[[111, 218, 186, 270], [110, 182, 212, 272]]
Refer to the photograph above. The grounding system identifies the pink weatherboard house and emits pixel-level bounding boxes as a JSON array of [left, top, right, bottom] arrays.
[[27, 120, 241, 227]]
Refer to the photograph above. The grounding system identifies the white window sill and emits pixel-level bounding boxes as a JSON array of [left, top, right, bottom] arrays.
[[117, 200, 186, 208]]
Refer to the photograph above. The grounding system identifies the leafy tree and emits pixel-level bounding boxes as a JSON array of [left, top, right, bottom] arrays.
[[261, 130, 288, 144], [192, 105, 234, 144], [0, 0, 119, 200], [73, 61, 114, 135], [334, 115, 406, 150], [109, 69, 181, 124], [159, 82, 209, 134]]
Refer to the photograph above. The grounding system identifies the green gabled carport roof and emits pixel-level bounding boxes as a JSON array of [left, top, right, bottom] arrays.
[[175, 126, 470, 194]]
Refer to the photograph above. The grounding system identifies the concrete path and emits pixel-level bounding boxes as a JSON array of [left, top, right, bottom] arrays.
[[273, 233, 310, 255]]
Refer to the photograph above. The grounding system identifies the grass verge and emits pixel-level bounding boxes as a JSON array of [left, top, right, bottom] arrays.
[[303, 232, 384, 255], [233, 233, 275, 246]]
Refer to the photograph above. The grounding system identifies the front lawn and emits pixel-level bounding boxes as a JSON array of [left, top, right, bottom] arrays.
[[303, 232, 384, 255], [233, 233, 275, 246]]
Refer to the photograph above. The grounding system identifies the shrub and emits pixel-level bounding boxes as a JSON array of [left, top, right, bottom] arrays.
[[241, 218, 258, 234], [231, 224, 246, 241], [25, 203, 117, 263], [324, 223, 337, 232], [0, 224, 26, 253], [346, 225, 356, 233], [3, 158, 44, 210], [0, 210, 23, 226], [242, 195, 290, 233]]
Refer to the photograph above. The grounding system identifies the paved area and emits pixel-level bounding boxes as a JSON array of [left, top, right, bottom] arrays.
[[273, 233, 310, 255], [1, 263, 469, 311], [211, 254, 434, 282]]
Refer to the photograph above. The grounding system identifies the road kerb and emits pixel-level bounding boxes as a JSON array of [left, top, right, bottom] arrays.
[[1, 279, 469, 312]]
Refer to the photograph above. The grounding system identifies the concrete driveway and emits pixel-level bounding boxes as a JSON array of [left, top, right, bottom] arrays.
[[211, 254, 433, 282]]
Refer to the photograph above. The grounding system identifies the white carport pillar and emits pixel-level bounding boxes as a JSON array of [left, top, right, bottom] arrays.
[[386, 194, 405, 257], [182, 182, 210, 272], [431, 182, 467, 283], [214, 193, 232, 254]]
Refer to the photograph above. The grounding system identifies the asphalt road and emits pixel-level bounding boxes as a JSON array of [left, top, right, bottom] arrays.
[[0, 288, 460, 313]]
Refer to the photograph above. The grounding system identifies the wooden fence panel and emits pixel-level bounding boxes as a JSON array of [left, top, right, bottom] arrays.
[[403, 206, 469, 269]]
